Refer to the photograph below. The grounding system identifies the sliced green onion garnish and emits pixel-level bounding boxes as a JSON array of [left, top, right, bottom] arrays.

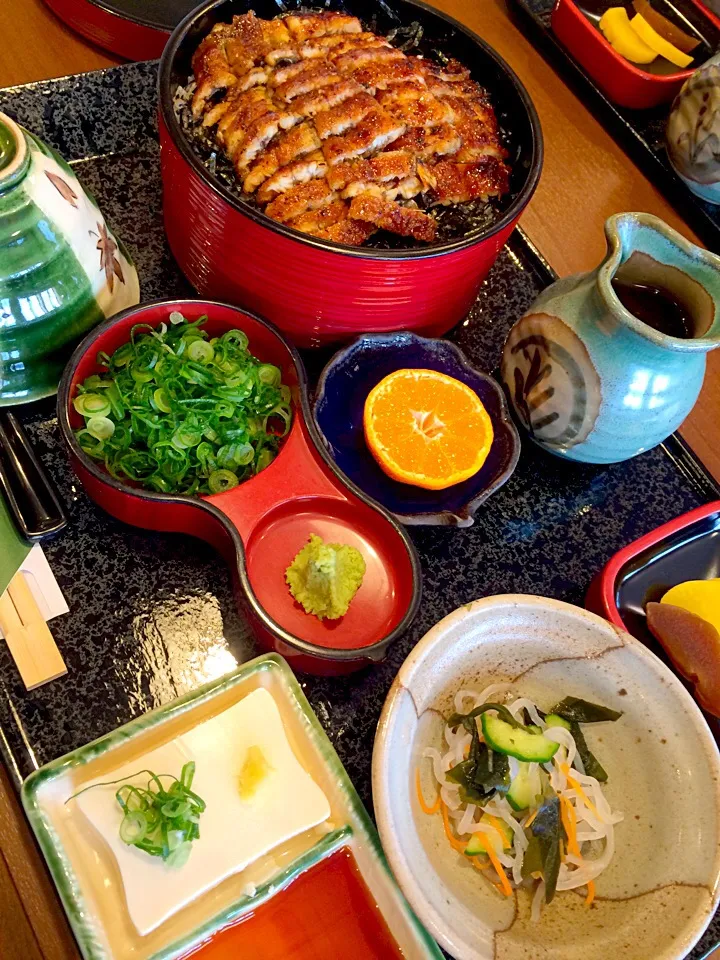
[[73, 393, 111, 418], [87, 416, 115, 441], [153, 388, 172, 413], [66, 762, 204, 866], [72, 314, 291, 496], [120, 811, 148, 844], [188, 340, 214, 363], [208, 468, 239, 493], [258, 364, 281, 386]]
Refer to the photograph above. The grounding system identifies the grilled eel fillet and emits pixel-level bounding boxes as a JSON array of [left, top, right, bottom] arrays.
[[191, 10, 510, 245]]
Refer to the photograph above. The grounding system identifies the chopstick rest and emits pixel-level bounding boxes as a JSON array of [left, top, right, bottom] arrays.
[[0, 571, 67, 689]]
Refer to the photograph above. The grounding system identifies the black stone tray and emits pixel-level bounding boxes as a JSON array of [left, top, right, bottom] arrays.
[[1, 60, 720, 959], [508, 0, 720, 254]]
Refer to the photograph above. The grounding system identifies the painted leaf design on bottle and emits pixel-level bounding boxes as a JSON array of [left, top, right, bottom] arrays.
[[45, 170, 78, 207], [90, 222, 125, 293], [512, 342, 555, 436]]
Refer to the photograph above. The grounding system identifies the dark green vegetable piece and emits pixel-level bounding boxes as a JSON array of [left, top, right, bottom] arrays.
[[551, 697, 622, 724], [445, 728, 510, 803], [447, 702, 522, 734], [66, 761, 205, 866], [569, 721, 608, 782], [446, 761, 495, 804], [521, 833, 543, 880], [471, 740, 510, 791], [73, 314, 292, 496], [528, 794, 565, 903]]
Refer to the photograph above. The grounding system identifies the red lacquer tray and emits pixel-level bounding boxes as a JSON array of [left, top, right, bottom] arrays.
[[586, 500, 720, 737], [42, 0, 198, 60], [57, 300, 421, 676], [586, 501, 720, 632]]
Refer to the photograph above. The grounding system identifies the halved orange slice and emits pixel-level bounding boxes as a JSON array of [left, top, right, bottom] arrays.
[[363, 368, 494, 490]]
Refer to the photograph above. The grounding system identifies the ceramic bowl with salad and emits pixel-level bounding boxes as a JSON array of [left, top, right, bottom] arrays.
[[372, 594, 720, 960]]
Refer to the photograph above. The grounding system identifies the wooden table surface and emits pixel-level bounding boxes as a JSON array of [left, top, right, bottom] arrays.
[[0, 1, 718, 959]]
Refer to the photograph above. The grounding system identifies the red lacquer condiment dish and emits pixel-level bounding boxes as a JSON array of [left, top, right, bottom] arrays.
[[551, 0, 720, 109], [57, 300, 421, 675], [41, 0, 196, 61], [586, 500, 720, 734], [585, 500, 720, 633], [157, 0, 543, 348]]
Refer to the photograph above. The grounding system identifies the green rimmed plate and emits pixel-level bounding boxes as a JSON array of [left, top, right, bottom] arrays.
[[22, 653, 442, 960]]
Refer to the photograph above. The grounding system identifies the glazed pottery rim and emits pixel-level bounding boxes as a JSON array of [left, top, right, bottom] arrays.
[[56, 297, 422, 663], [312, 331, 521, 525], [600, 212, 720, 352], [157, 0, 544, 261], [0, 112, 27, 184], [372, 593, 720, 960], [553, 0, 699, 84]]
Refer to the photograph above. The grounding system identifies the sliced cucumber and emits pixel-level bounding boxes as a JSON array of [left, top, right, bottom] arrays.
[[507, 762, 541, 811], [482, 713, 559, 763], [464, 814, 513, 857], [545, 714, 571, 731]]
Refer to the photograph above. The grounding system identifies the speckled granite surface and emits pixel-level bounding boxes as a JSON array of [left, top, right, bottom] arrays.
[[1, 61, 719, 959]]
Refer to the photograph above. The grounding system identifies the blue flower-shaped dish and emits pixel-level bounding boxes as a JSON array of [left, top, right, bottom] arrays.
[[312, 333, 520, 527]]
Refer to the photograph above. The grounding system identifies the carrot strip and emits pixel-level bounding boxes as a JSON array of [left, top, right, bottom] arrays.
[[524, 809, 538, 829], [471, 856, 491, 871], [441, 801, 468, 853], [415, 768, 441, 816], [585, 879, 596, 907], [561, 763, 601, 819], [483, 838, 513, 897], [559, 794, 581, 858]]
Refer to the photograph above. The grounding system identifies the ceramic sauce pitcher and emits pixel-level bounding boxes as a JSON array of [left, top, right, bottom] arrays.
[[501, 213, 720, 464], [0, 112, 139, 405]]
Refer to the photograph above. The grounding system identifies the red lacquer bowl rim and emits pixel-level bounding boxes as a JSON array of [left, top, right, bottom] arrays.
[[157, 0, 543, 261], [594, 500, 720, 628], [55, 0, 175, 32], [551, 0, 715, 85], [56, 298, 422, 662]]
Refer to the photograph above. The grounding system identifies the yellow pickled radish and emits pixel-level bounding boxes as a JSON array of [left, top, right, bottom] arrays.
[[630, 13, 693, 67], [661, 579, 720, 634], [238, 745, 273, 800], [599, 7, 658, 63]]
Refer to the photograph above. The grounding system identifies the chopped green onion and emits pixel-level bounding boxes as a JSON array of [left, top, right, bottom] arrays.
[[208, 468, 239, 493], [120, 812, 148, 844], [72, 314, 291, 496], [66, 762, 204, 867], [153, 388, 172, 413], [86, 416, 115, 441], [188, 340, 215, 363], [258, 364, 281, 386], [73, 393, 111, 418]]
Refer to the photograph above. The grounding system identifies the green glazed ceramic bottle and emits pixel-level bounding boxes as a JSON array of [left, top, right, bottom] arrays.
[[0, 112, 139, 405]]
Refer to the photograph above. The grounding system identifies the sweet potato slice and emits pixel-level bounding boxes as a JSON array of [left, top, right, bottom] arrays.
[[646, 601, 720, 716]]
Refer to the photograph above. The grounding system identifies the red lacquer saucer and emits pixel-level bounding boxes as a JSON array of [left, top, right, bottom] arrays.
[[43, 0, 198, 60], [57, 300, 421, 675]]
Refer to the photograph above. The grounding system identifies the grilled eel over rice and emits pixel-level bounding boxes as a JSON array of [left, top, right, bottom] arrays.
[[191, 10, 511, 245]]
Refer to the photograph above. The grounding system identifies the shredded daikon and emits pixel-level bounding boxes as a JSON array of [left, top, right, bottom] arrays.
[[420, 684, 623, 921]]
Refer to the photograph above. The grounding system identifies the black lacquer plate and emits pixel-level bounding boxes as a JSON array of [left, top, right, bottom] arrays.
[[508, 0, 720, 254], [1, 61, 720, 958]]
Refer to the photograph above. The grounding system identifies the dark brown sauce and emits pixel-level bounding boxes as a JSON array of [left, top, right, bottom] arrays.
[[611, 277, 695, 339]]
